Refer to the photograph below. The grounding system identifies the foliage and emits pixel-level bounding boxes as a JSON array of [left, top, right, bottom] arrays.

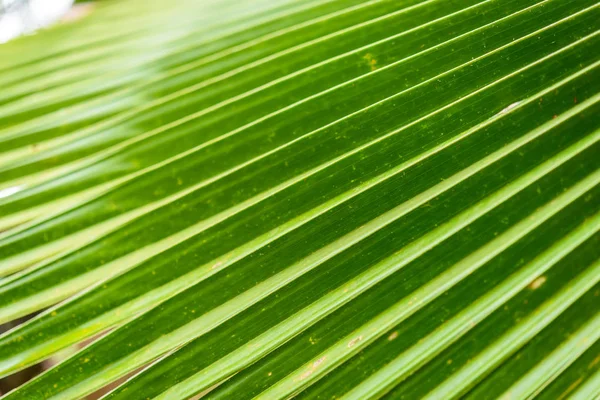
[[0, 0, 599, 398]]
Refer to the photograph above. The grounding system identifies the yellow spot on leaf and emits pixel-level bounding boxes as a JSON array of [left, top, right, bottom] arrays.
[[529, 276, 547, 290], [363, 53, 378, 71]]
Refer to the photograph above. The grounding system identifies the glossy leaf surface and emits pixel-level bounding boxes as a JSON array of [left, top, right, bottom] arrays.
[[0, 0, 598, 398]]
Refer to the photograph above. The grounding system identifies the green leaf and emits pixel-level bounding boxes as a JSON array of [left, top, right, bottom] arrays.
[[0, 0, 598, 398]]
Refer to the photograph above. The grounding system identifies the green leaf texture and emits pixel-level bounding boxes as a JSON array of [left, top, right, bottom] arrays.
[[0, 0, 599, 398]]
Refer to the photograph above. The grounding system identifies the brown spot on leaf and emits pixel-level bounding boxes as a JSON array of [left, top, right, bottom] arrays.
[[297, 356, 327, 381], [347, 336, 363, 348]]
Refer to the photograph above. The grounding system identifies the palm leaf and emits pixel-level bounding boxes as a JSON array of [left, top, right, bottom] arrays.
[[0, 0, 599, 398]]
